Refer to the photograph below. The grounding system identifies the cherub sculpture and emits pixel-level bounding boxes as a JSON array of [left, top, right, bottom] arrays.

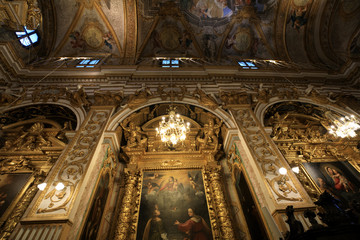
[[196, 119, 223, 150], [121, 122, 147, 149]]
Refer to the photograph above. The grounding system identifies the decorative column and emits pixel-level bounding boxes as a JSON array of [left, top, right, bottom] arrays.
[[204, 166, 235, 240], [114, 170, 142, 240]]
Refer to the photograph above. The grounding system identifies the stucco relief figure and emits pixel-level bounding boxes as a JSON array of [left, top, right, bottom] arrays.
[[94, 90, 123, 106], [196, 119, 222, 150], [174, 208, 212, 240], [219, 91, 248, 105], [0, 86, 26, 106], [67, 85, 90, 109], [127, 85, 153, 109], [121, 122, 147, 149], [2, 122, 51, 151], [193, 86, 218, 110]]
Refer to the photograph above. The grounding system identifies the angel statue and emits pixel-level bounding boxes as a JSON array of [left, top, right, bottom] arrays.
[[121, 122, 147, 149], [196, 119, 223, 150]]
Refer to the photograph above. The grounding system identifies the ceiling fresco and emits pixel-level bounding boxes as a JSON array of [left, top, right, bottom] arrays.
[[0, 0, 359, 72]]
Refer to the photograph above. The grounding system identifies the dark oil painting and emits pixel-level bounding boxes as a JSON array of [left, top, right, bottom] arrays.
[[0, 173, 31, 218], [137, 169, 212, 240], [303, 161, 360, 208]]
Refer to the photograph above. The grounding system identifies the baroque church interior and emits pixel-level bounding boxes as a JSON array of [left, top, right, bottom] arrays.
[[0, 0, 360, 239]]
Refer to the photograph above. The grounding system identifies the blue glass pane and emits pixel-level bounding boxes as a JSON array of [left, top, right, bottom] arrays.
[[251, 67, 258, 70], [76, 65, 84, 68], [89, 60, 99, 65], [19, 37, 31, 46], [29, 33, 38, 43], [171, 59, 179, 64], [171, 65, 179, 68], [80, 60, 90, 65], [242, 67, 249, 69], [162, 60, 170, 65], [86, 66, 95, 68], [162, 65, 170, 68], [16, 31, 26, 37], [246, 61, 255, 67], [238, 61, 246, 67], [24, 26, 35, 34]]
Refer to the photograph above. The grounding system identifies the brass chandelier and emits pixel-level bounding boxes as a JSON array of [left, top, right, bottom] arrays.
[[156, 108, 190, 146], [327, 112, 360, 138]]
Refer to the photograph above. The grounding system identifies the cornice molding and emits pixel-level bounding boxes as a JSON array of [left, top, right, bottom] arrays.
[[1, 43, 359, 87]]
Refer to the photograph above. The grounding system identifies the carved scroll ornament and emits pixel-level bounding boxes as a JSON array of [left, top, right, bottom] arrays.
[[35, 110, 110, 214]]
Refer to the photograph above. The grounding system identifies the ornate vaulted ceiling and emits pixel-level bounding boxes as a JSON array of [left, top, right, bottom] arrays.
[[0, 0, 360, 84]]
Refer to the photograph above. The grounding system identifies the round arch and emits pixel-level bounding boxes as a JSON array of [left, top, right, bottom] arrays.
[[253, 98, 358, 127], [106, 97, 237, 131], [0, 100, 86, 130]]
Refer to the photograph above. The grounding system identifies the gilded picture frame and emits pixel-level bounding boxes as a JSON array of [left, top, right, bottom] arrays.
[[0, 173, 33, 225], [302, 161, 360, 207], [136, 168, 213, 240]]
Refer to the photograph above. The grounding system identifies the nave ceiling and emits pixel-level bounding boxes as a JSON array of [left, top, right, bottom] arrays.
[[0, 0, 359, 87]]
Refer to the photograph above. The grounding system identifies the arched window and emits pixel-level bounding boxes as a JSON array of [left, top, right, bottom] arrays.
[[15, 26, 39, 47]]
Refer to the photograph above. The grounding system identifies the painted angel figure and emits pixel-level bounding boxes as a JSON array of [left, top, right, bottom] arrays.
[[188, 172, 204, 197]]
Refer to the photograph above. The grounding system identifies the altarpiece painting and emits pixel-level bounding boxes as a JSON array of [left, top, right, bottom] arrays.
[[137, 169, 212, 240], [303, 161, 360, 207], [0, 174, 32, 220]]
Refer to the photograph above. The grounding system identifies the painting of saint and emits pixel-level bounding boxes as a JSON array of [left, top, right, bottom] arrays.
[[174, 208, 212, 240], [0, 173, 31, 219], [303, 161, 360, 208], [137, 170, 212, 240]]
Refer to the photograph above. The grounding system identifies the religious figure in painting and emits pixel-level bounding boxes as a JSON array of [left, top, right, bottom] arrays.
[[174, 208, 212, 240], [325, 167, 355, 193], [143, 209, 168, 240]]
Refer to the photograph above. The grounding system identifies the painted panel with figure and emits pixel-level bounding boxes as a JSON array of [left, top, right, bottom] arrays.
[[137, 169, 212, 240], [303, 161, 360, 207], [0, 174, 32, 219]]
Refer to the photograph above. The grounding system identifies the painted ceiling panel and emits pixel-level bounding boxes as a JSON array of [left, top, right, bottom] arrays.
[[55, 7, 121, 58], [99, 0, 125, 52], [54, 0, 80, 49]]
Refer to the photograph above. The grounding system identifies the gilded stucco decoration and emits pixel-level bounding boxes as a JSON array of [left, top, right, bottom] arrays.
[[94, 90, 123, 106], [232, 108, 302, 202], [219, 90, 249, 106], [264, 101, 360, 202], [0, 0, 41, 31], [114, 170, 142, 240], [34, 109, 111, 215], [204, 166, 236, 239], [0, 86, 26, 107], [0, 171, 46, 239], [25, 0, 42, 30], [193, 87, 219, 110], [112, 100, 239, 239]]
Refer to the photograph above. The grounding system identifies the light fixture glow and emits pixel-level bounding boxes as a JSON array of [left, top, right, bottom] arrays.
[[37, 183, 47, 191], [326, 112, 360, 138], [291, 166, 300, 174], [55, 182, 65, 191], [279, 167, 287, 175], [156, 108, 190, 146]]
